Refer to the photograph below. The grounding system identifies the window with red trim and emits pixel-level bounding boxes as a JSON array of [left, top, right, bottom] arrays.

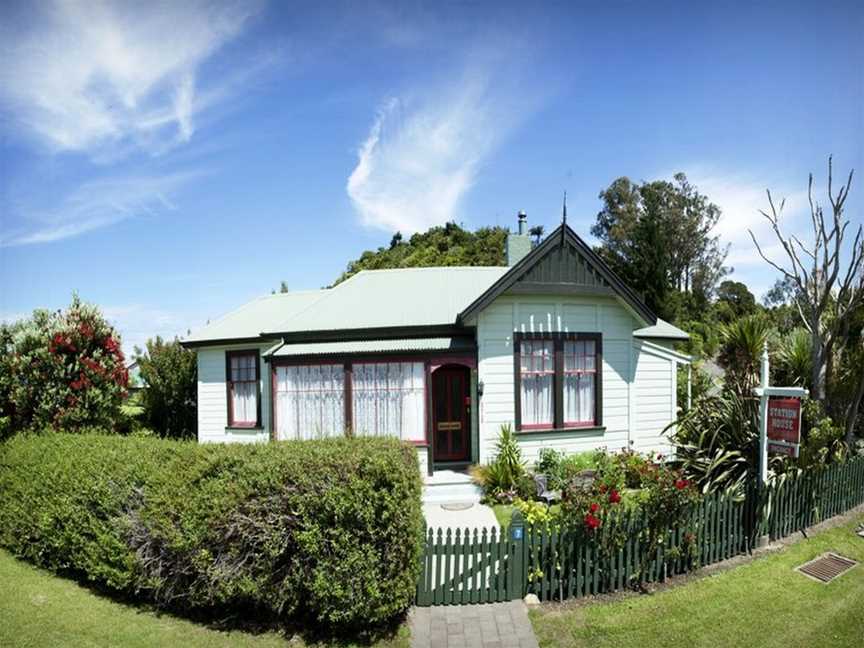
[[563, 340, 597, 426], [227, 351, 260, 427], [514, 333, 602, 431], [519, 340, 554, 428]]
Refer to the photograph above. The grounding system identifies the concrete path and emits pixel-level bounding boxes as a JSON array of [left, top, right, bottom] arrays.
[[422, 502, 499, 531], [409, 601, 539, 648]]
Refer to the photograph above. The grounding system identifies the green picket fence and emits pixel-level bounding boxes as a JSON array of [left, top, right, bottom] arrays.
[[415, 526, 520, 606], [416, 457, 864, 606], [524, 491, 751, 602], [768, 457, 864, 540]]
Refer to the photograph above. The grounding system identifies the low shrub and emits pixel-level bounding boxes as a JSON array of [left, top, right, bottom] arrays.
[[470, 424, 532, 503], [534, 448, 597, 490], [0, 433, 423, 632]]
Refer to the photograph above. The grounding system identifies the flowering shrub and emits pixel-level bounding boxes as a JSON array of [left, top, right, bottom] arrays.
[[0, 295, 127, 436], [558, 449, 702, 588], [514, 497, 559, 529], [560, 476, 627, 536], [634, 458, 701, 583]]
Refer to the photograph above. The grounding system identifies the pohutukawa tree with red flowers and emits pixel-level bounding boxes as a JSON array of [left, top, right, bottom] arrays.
[[0, 295, 128, 436]]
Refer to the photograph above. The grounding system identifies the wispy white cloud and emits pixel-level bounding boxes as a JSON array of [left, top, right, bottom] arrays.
[[1, 171, 204, 247], [0, 0, 262, 156], [347, 59, 541, 233], [679, 168, 811, 296]]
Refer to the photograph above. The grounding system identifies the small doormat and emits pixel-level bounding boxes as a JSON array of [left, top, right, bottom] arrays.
[[796, 553, 858, 583], [441, 503, 474, 511]]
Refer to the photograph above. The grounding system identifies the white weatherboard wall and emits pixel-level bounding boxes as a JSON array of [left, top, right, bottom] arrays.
[[197, 344, 271, 444], [632, 341, 677, 455], [476, 294, 675, 464]]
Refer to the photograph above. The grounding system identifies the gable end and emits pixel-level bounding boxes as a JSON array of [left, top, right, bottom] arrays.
[[459, 224, 657, 325]]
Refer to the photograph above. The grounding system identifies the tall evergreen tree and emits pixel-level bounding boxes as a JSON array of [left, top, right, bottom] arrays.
[[592, 173, 729, 320]]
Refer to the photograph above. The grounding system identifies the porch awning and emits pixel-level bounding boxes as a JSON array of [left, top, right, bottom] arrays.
[[264, 336, 475, 358]]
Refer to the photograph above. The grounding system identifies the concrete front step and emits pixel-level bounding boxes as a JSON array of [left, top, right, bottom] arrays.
[[422, 469, 483, 504]]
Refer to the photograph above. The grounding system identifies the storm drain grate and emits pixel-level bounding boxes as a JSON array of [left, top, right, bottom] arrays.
[[796, 553, 858, 583]]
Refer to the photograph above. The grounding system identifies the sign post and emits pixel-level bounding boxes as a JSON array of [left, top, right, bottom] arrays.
[[753, 341, 808, 546]]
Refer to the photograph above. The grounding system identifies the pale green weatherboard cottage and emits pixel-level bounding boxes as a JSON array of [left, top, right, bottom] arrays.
[[182, 215, 690, 500]]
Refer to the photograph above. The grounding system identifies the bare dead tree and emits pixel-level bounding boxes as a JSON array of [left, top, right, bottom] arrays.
[[749, 156, 864, 445]]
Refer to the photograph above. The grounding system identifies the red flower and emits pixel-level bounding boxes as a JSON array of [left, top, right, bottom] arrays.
[[608, 490, 621, 504], [589, 502, 600, 513], [82, 357, 106, 376], [103, 337, 119, 354], [79, 323, 94, 338], [675, 479, 689, 490], [584, 514, 601, 530]]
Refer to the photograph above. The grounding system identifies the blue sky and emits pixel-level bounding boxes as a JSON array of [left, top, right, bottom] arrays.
[[1, 0, 862, 354]]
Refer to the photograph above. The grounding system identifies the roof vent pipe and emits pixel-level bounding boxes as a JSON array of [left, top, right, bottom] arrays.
[[517, 211, 527, 235]]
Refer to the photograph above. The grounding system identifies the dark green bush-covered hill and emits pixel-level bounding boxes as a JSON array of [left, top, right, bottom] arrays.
[[333, 222, 507, 285]]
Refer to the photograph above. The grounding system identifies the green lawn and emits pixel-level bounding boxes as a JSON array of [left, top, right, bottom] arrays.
[[530, 514, 864, 648], [0, 550, 409, 648]]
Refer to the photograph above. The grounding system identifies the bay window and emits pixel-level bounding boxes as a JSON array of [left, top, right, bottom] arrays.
[[514, 333, 602, 431], [226, 351, 261, 427], [270, 359, 428, 443]]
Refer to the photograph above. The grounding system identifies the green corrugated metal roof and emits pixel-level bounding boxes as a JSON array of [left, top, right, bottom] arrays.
[[183, 265, 682, 346], [184, 290, 327, 344], [633, 318, 689, 340], [263, 267, 509, 334], [265, 336, 475, 357]]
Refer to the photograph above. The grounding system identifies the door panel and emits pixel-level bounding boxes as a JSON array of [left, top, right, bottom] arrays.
[[432, 367, 470, 462]]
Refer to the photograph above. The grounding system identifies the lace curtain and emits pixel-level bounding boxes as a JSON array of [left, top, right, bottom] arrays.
[[230, 354, 258, 424], [352, 362, 425, 441], [275, 364, 345, 439]]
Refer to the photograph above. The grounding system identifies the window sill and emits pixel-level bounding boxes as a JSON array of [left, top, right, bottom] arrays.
[[515, 425, 606, 436], [225, 426, 264, 432]]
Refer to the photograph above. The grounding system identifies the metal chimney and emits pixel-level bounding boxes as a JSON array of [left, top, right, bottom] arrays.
[[517, 211, 527, 235]]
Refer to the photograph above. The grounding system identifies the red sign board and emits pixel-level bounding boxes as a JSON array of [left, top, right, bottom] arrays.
[[767, 397, 801, 453]]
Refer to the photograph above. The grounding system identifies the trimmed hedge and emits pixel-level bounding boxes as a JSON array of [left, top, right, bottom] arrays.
[[0, 433, 423, 630]]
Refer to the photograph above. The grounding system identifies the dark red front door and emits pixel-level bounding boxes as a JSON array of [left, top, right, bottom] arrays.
[[432, 366, 470, 462]]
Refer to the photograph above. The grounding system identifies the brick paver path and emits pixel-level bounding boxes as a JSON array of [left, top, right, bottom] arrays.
[[409, 601, 539, 648]]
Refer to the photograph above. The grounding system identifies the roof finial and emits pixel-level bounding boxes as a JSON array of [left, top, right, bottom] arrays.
[[561, 190, 568, 246], [562, 191, 567, 226]]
